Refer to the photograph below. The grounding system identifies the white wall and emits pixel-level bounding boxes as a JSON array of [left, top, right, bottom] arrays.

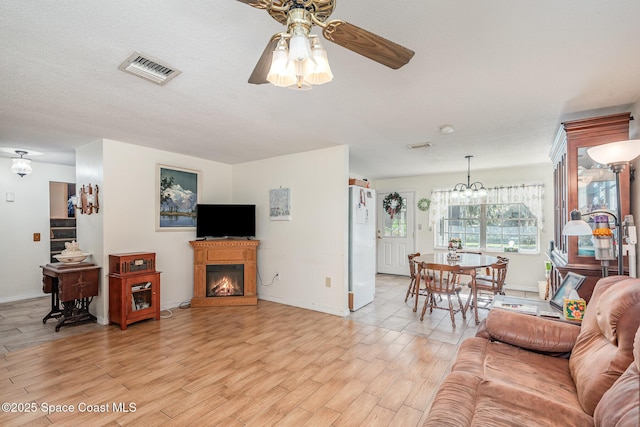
[[0, 141, 351, 320], [232, 145, 351, 316], [372, 163, 555, 292], [0, 158, 75, 302], [74, 139, 233, 324], [75, 140, 106, 320]]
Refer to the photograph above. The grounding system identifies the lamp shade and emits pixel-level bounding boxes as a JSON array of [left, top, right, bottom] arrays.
[[562, 209, 593, 236], [563, 219, 593, 236], [586, 139, 640, 165]]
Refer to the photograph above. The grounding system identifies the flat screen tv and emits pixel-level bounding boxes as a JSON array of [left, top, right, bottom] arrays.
[[196, 204, 256, 239]]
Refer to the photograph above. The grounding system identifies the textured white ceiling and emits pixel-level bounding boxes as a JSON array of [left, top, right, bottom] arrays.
[[1, 0, 639, 179]]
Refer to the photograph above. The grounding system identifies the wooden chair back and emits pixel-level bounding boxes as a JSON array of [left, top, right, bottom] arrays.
[[408, 253, 421, 278], [477, 262, 508, 293], [421, 262, 460, 294]]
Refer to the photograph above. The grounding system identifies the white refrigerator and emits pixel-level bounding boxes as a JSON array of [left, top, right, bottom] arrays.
[[348, 185, 376, 311]]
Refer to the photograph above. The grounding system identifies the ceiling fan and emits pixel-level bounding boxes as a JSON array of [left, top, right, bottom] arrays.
[[236, 0, 415, 87]]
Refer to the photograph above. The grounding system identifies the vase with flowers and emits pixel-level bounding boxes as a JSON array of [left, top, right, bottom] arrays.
[[448, 238, 462, 259]]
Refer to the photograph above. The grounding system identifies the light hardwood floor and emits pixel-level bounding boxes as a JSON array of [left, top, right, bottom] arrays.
[[0, 274, 537, 426]]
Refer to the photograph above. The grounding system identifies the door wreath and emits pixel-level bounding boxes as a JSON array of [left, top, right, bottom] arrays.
[[383, 192, 403, 219]]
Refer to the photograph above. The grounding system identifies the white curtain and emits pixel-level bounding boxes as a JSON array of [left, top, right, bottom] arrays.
[[430, 184, 545, 231]]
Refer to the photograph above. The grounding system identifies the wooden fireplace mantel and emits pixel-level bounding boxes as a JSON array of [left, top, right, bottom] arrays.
[[190, 239, 259, 307]]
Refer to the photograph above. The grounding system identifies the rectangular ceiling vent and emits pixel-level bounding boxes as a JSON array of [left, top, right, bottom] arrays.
[[407, 143, 432, 150], [118, 52, 181, 86]]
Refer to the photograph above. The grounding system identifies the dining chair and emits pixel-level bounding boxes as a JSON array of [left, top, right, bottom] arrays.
[[404, 253, 421, 303], [455, 250, 482, 298], [476, 256, 509, 281], [418, 262, 466, 328], [466, 261, 508, 312]]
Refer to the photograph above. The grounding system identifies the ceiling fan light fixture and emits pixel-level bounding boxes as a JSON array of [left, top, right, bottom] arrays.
[[305, 37, 333, 85], [267, 37, 296, 87], [287, 81, 313, 91], [288, 26, 313, 62], [287, 56, 315, 84]]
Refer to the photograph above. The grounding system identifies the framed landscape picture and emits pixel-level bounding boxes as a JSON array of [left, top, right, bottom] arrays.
[[156, 164, 200, 231]]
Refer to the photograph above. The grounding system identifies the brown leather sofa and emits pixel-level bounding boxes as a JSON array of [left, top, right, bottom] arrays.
[[424, 276, 640, 427]]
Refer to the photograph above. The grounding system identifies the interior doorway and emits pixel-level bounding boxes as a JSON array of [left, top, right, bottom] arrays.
[[49, 182, 76, 262], [376, 190, 416, 275]]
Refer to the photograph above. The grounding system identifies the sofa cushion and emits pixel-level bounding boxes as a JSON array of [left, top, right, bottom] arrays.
[[569, 277, 640, 415], [425, 371, 594, 427], [452, 337, 582, 410], [593, 327, 640, 426]]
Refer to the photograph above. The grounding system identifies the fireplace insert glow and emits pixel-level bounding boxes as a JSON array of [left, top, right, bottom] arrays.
[[206, 264, 244, 297]]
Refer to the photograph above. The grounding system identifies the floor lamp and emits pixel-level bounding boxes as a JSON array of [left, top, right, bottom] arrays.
[[564, 140, 640, 275]]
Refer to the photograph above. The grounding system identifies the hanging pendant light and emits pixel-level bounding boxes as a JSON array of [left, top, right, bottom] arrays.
[[451, 155, 486, 198], [11, 150, 32, 177]]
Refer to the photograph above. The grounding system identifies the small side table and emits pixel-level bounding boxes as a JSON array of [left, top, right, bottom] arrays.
[[41, 262, 101, 331]]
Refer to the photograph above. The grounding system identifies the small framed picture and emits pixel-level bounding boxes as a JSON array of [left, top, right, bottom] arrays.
[[269, 188, 291, 221], [550, 272, 586, 311]]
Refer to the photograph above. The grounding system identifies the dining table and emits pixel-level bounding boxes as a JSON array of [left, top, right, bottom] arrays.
[[412, 252, 499, 325]]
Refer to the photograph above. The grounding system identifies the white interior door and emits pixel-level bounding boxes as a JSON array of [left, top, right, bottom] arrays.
[[377, 191, 415, 275]]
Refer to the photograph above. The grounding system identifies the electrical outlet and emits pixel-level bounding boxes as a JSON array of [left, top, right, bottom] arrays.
[[33, 233, 41, 242], [325, 277, 331, 288]]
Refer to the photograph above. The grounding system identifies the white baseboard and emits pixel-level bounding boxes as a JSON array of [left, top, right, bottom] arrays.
[[258, 293, 350, 317], [0, 292, 46, 304], [504, 284, 539, 294]]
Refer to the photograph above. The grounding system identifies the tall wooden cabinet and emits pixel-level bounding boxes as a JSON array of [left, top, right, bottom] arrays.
[[108, 252, 161, 330], [549, 112, 632, 302]]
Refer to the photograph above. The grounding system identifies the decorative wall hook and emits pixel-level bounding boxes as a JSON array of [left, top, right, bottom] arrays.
[[73, 184, 100, 214]]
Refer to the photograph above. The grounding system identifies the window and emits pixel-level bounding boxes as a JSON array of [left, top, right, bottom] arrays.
[[430, 184, 544, 254], [438, 203, 539, 253], [382, 197, 407, 237]]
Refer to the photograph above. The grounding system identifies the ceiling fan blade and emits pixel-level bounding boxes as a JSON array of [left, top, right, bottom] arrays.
[[248, 34, 280, 85], [322, 20, 414, 69]]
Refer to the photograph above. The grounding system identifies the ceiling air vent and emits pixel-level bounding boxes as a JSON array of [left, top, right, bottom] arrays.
[[118, 52, 181, 86], [407, 143, 432, 150]]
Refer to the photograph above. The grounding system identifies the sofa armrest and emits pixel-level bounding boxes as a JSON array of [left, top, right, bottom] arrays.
[[477, 308, 581, 354]]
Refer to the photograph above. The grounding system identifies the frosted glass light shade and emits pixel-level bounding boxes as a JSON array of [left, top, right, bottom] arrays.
[[288, 28, 312, 62], [305, 38, 333, 85], [587, 139, 640, 165], [267, 38, 296, 88], [11, 156, 32, 177]]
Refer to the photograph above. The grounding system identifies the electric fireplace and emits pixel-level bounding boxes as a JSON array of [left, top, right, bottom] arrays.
[[190, 239, 259, 307]]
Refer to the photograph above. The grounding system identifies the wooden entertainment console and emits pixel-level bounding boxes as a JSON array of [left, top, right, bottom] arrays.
[[190, 239, 259, 307]]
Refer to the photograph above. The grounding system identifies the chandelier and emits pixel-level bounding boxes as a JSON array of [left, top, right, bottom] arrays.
[[11, 150, 32, 177], [266, 8, 333, 90], [451, 155, 486, 198]]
